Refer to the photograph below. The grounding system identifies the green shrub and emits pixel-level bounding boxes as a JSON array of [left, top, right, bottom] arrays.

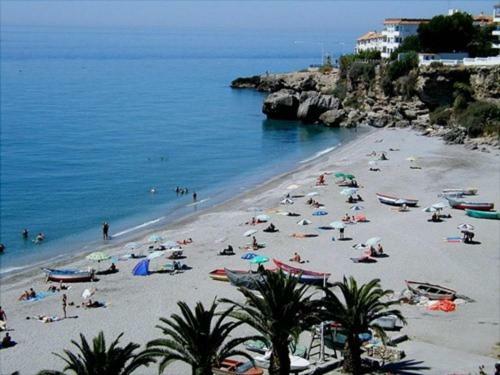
[[429, 61, 444, 68], [453, 94, 468, 111], [430, 106, 452, 125], [332, 80, 347, 100], [458, 101, 500, 137], [348, 61, 376, 83], [396, 71, 418, 99]]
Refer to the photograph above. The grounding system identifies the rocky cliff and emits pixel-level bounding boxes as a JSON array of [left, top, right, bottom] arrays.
[[231, 64, 499, 148]]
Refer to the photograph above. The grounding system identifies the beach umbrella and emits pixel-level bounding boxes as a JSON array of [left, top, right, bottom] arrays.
[[297, 219, 312, 225], [148, 234, 164, 243], [432, 201, 449, 210], [350, 205, 364, 211], [344, 174, 355, 180], [241, 252, 258, 260], [286, 184, 300, 190], [160, 240, 178, 249], [329, 221, 346, 229], [340, 188, 358, 196], [457, 224, 474, 231], [147, 251, 164, 260], [368, 160, 378, 166], [256, 214, 270, 222], [81, 288, 96, 300], [406, 156, 417, 162], [249, 255, 269, 264], [306, 191, 319, 197], [334, 172, 347, 178], [422, 206, 437, 213], [124, 242, 140, 250], [86, 251, 110, 262], [244, 229, 257, 237], [312, 210, 328, 216], [365, 237, 381, 247]]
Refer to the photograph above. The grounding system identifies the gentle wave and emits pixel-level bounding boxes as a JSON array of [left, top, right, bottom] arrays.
[[186, 198, 210, 207], [112, 217, 165, 238], [0, 265, 30, 275], [299, 145, 339, 164]]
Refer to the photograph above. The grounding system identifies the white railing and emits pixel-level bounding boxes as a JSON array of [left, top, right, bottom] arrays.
[[419, 56, 500, 66]]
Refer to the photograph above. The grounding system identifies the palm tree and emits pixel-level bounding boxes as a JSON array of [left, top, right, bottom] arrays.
[[37, 331, 155, 375], [221, 270, 320, 375], [322, 276, 406, 374], [145, 300, 259, 375]]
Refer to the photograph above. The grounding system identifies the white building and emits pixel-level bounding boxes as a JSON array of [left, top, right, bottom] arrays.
[[381, 18, 429, 58], [355, 31, 384, 54], [493, 4, 500, 52]]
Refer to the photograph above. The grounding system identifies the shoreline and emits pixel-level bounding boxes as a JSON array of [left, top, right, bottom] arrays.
[[0, 126, 374, 284], [1, 126, 498, 374]]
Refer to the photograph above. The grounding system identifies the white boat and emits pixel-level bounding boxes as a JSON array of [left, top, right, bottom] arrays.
[[442, 188, 477, 196], [254, 350, 309, 371]]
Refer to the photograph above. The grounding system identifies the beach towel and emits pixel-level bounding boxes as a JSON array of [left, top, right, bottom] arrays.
[[355, 214, 368, 222], [291, 233, 318, 238], [0, 341, 17, 350], [445, 236, 462, 243], [25, 291, 56, 302]]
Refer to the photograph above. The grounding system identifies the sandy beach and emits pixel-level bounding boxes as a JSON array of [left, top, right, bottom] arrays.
[[1, 127, 499, 374]]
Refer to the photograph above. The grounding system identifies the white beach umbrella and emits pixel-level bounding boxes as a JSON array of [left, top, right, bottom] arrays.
[[244, 229, 258, 237], [422, 206, 437, 213], [406, 156, 418, 162], [124, 242, 140, 250], [365, 237, 382, 247], [329, 221, 346, 229], [340, 188, 358, 196], [368, 160, 378, 166], [287, 184, 300, 190], [160, 240, 178, 249], [457, 224, 474, 231], [432, 201, 449, 210], [280, 198, 294, 205], [256, 214, 270, 222], [147, 251, 164, 260], [82, 288, 96, 300], [306, 192, 319, 197], [297, 219, 312, 226]]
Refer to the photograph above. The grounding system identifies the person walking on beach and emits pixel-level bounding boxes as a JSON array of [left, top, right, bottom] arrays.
[[193, 192, 197, 202], [62, 294, 67, 319], [102, 222, 109, 240], [0, 306, 7, 330]]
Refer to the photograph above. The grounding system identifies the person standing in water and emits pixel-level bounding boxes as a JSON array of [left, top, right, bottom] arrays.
[[193, 192, 197, 202], [102, 222, 109, 240], [22, 229, 29, 240]]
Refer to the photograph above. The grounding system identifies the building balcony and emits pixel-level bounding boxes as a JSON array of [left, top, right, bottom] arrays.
[[493, 29, 500, 36], [382, 30, 400, 37]]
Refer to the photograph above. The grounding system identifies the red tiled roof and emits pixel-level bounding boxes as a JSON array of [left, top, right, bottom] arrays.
[[357, 31, 383, 41], [384, 18, 430, 25]]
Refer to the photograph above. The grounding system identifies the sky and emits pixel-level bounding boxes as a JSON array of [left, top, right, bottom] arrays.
[[1, 1, 497, 33]]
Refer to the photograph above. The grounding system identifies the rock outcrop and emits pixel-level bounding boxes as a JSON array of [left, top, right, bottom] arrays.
[[262, 90, 299, 120]]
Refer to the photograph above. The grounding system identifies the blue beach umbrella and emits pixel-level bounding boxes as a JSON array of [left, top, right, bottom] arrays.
[[312, 210, 328, 216], [249, 255, 269, 264], [350, 205, 364, 211], [241, 252, 258, 260]]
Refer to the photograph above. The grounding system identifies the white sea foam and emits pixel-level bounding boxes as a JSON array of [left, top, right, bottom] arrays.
[[112, 217, 165, 237], [186, 198, 210, 207], [299, 145, 339, 164], [0, 265, 29, 275]]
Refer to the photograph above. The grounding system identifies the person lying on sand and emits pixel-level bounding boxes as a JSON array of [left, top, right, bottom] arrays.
[[369, 167, 381, 172], [28, 315, 61, 323], [177, 238, 193, 245], [291, 233, 318, 238], [82, 299, 104, 309]]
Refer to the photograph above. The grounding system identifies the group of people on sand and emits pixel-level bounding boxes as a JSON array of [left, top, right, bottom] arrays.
[[347, 194, 363, 204], [47, 280, 69, 293]]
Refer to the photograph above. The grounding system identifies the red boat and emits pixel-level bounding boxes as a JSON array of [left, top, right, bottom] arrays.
[[213, 359, 263, 375], [446, 197, 494, 211], [273, 259, 330, 285]]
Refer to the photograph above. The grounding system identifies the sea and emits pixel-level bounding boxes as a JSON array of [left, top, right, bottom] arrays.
[[0, 26, 359, 274]]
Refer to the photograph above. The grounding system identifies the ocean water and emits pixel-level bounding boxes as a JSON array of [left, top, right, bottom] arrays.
[[0, 26, 358, 273]]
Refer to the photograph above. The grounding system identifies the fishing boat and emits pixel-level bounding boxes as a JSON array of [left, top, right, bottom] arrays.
[[376, 193, 418, 207], [442, 188, 478, 196], [212, 359, 263, 375], [43, 268, 94, 283], [273, 259, 330, 285], [225, 268, 265, 290], [445, 197, 494, 211], [209, 269, 229, 282], [466, 209, 500, 220], [405, 280, 456, 300]]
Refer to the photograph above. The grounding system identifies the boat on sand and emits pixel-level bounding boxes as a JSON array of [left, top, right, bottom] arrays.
[[209, 269, 230, 282], [212, 359, 263, 375], [273, 259, 330, 285], [442, 188, 477, 196], [254, 350, 310, 371], [43, 268, 94, 283], [446, 197, 494, 211], [376, 193, 418, 207], [465, 209, 500, 220], [405, 280, 456, 300]]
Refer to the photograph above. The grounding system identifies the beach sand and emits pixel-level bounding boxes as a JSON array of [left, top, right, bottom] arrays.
[[1, 128, 499, 374]]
